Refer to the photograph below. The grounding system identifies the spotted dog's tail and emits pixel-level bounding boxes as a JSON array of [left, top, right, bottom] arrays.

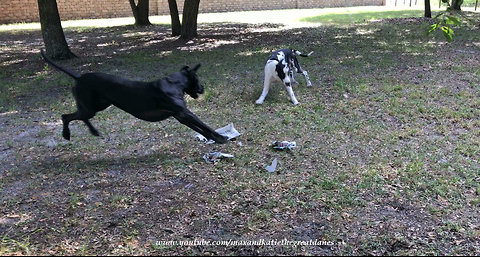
[[293, 50, 314, 57], [40, 49, 81, 79]]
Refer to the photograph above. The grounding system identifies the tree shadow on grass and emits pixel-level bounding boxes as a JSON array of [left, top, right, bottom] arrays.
[[0, 22, 284, 77], [0, 18, 443, 115]]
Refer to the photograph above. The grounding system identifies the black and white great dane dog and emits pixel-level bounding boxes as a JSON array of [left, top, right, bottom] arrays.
[[255, 49, 313, 105], [40, 50, 228, 144]]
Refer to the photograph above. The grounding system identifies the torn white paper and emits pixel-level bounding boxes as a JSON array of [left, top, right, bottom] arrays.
[[195, 123, 241, 144], [265, 158, 278, 173]]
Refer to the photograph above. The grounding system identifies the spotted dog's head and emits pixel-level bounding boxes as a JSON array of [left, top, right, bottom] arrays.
[[273, 50, 296, 87], [181, 64, 204, 99]]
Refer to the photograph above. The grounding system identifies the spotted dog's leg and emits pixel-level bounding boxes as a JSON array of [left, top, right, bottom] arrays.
[[255, 76, 271, 105], [290, 69, 298, 85], [290, 61, 298, 85], [256, 60, 276, 105], [302, 70, 312, 87], [285, 84, 299, 105], [292, 54, 313, 87]]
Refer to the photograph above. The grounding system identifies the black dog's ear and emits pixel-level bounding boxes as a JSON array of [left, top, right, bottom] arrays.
[[191, 63, 201, 72], [182, 66, 190, 71]]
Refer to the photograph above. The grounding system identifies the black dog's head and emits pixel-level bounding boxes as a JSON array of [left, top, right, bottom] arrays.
[[182, 64, 204, 99]]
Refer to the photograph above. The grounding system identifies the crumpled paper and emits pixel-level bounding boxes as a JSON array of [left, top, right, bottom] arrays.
[[203, 152, 234, 163], [272, 141, 296, 150]]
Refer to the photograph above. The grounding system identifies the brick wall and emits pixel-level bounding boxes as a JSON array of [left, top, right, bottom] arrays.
[[1, 0, 39, 24], [57, 0, 134, 20], [156, 0, 385, 14], [297, 0, 385, 8], [0, 0, 385, 24]]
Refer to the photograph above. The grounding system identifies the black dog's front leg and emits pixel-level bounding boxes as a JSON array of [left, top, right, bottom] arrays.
[[174, 109, 228, 144]]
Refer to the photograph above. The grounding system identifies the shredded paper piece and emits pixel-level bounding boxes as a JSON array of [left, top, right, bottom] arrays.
[[265, 158, 278, 173], [203, 152, 234, 163]]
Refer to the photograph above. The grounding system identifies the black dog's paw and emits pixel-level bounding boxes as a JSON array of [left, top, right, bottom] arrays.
[[215, 135, 229, 144], [90, 129, 100, 137], [62, 129, 71, 141]]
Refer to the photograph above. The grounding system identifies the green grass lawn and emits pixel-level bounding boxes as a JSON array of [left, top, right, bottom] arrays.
[[1, 6, 479, 256], [299, 9, 425, 23], [0, 5, 449, 31]]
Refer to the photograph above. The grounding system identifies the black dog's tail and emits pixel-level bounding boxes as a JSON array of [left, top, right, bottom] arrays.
[[40, 49, 81, 79], [293, 50, 314, 57]]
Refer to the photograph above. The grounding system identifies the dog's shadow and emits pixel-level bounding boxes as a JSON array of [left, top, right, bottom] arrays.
[[39, 150, 179, 177]]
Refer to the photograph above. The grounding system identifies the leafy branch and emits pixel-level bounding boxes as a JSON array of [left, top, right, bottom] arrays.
[[427, 0, 462, 42]]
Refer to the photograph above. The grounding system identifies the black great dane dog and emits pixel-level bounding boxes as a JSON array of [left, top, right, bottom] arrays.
[[255, 49, 313, 105], [41, 50, 227, 144]]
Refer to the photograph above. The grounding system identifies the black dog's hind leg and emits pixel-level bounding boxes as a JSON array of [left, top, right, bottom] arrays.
[[83, 120, 100, 137], [61, 113, 75, 140], [83, 98, 111, 137], [62, 87, 109, 140], [174, 110, 228, 144], [61, 110, 99, 140]]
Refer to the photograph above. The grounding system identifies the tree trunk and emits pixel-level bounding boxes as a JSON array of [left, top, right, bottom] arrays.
[[180, 0, 200, 40], [425, 0, 432, 18], [168, 0, 181, 36], [451, 0, 463, 10], [38, 0, 75, 60], [129, 0, 152, 26]]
